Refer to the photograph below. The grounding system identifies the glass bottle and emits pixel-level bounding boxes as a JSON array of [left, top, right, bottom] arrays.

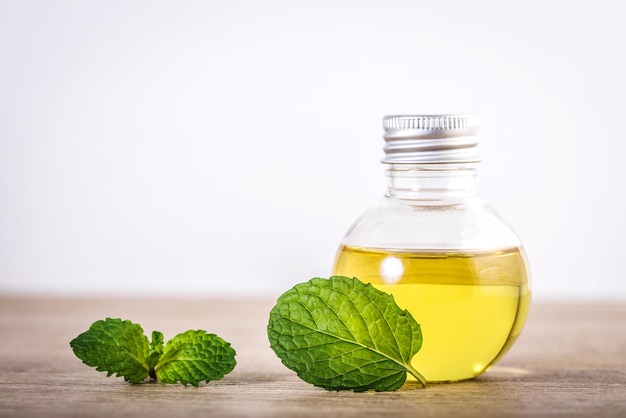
[[332, 114, 531, 383]]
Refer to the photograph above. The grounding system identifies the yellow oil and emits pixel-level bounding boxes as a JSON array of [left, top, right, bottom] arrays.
[[332, 245, 530, 383]]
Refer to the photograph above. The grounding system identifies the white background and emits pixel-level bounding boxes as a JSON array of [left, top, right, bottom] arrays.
[[1, 0, 624, 300]]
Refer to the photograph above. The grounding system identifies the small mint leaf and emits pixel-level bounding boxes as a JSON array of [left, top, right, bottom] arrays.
[[70, 318, 150, 384], [147, 330, 164, 377], [155, 330, 236, 386]]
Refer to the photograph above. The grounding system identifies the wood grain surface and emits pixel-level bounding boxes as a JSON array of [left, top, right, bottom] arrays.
[[0, 297, 625, 417]]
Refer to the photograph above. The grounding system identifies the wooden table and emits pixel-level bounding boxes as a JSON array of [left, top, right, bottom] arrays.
[[1, 297, 625, 417]]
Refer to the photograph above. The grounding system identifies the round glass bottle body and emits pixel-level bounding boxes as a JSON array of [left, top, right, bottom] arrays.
[[332, 163, 531, 382]]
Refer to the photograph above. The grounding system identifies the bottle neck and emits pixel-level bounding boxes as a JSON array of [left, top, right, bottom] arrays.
[[385, 163, 478, 202]]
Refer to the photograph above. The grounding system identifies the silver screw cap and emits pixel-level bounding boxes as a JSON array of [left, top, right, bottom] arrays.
[[382, 114, 480, 164]]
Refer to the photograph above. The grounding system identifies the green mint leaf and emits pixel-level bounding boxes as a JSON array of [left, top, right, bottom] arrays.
[[70, 318, 150, 383], [147, 331, 164, 378], [267, 276, 426, 392], [155, 330, 237, 387], [71, 320, 236, 386]]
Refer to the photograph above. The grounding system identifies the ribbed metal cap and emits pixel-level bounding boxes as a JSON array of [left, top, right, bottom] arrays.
[[382, 114, 480, 164]]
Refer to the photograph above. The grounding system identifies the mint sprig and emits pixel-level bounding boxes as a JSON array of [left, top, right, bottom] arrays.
[[70, 318, 236, 386], [267, 276, 426, 392]]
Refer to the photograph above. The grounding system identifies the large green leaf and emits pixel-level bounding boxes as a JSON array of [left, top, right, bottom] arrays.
[[267, 276, 425, 391]]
